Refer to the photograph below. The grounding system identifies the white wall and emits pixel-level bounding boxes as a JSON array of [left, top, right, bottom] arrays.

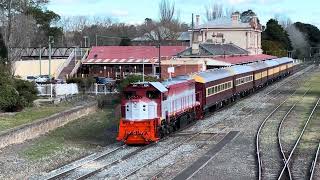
[[14, 59, 66, 79], [196, 29, 263, 55]]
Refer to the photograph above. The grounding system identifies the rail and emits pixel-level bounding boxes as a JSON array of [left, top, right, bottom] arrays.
[[278, 97, 320, 179], [277, 88, 311, 180], [55, 50, 75, 79], [310, 142, 320, 180], [69, 48, 90, 78]]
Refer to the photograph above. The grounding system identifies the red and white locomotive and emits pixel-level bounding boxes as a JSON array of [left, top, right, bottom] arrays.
[[117, 57, 295, 144], [117, 78, 202, 144]]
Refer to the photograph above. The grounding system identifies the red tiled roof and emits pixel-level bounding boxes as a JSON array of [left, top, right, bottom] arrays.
[[214, 54, 277, 64], [84, 46, 187, 64]]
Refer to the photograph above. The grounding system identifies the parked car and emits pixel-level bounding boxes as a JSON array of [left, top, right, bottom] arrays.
[[26, 76, 37, 82], [95, 77, 116, 85], [35, 75, 51, 84]]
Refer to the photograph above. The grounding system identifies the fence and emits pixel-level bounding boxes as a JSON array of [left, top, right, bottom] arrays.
[[37, 83, 79, 97], [86, 83, 119, 95]]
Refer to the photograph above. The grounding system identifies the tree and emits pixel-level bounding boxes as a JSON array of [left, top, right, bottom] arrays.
[[119, 37, 131, 46], [26, 6, 63, 46], [294, 22, 320, 48], [205, 2, 223, 21], [0, 32, 7, 60], [262, 19, 292, 54], [241, 10, 260, 24], [159, 0, 175, 23]]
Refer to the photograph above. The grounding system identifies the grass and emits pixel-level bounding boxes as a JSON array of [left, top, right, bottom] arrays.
[[22, 107, 119, 160], [0, 104, 72, 132]]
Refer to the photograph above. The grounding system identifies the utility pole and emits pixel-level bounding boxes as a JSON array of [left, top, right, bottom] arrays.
[[95, 34, 98, 46], [142, 58, 145, 82], [48, 36, 54, 78], [84, 36, 88, 47], [157, 43, 161, 79], [39, 46, 42, 76]]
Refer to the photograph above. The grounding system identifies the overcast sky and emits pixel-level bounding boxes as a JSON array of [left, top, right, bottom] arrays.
[[47, 0, 320, 27]]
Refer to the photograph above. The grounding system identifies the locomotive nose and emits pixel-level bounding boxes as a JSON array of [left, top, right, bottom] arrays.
[[125, 99, 157, 121]]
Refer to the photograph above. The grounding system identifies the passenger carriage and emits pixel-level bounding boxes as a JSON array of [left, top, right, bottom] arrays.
[[247, 61, 269, 88], [193, 68, 234, 111], [275, 57, 294, 77], [264, 59, 280, 82], [228, 65, 255, 97]]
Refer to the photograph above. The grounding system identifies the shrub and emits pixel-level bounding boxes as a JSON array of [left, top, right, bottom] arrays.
[[14, 79, 38, 107], [67, 77, 96, 92], [0, 64, 38, 112], [119, 74, 158, 92], [0, 85, 20, 112]]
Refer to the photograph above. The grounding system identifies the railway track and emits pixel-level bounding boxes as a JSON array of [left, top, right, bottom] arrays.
[[256, 88, 302, 180], [278, 97, 320, 180], [41, 64, 313, 180], [255, 66, 319, 180], [138, 67, 315, 180], [310, 142, 320, 180], [277, 89, 311, 180]]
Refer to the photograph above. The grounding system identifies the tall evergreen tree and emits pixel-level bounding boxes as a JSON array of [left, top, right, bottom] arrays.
[[262, 19, 292, 56], [263, 19, 292, 50]]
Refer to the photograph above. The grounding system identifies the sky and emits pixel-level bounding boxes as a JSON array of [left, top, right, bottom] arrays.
[[47, 0, 320, 28]]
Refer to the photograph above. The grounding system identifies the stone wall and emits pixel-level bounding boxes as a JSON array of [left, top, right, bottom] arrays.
[[0, 103, 98, 149]]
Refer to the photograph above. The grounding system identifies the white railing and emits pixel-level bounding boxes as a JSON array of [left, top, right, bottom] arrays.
[[55, 50, 75, 79], [86, 83, 119, 95], [69, 48, 90, 78], [37, 84, 54, 97]]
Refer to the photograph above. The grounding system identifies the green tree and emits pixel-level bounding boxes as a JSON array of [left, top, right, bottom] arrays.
[[294, 22, 320, 47], [26, 6, 63, 44], [240, 9, 260, 24], [119, 37, 132, 46], [262, 19, 292, 56]]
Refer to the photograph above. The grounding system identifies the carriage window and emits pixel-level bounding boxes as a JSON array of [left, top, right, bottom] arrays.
[[124, 91, 135, 99], [147, 91, 160, 99]]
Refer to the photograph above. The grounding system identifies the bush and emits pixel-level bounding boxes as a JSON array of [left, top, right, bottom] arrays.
[[0, 85, 20, 112], [66, 77, 95, 92], [0, 64, 38, 112], [14, 79, 38, 107], [119, 74, 158, 92]]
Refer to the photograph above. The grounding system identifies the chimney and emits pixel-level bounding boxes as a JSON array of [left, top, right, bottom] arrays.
[[192, 43, 200, 55], [231, 12, 240, 24], [252, 16, 258, 24], [196, 15, 200, 27]]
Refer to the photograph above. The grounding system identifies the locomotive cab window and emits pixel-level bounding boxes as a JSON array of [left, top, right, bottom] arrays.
[[124, 91, 136, 99], [147, 91, 160, 99]]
